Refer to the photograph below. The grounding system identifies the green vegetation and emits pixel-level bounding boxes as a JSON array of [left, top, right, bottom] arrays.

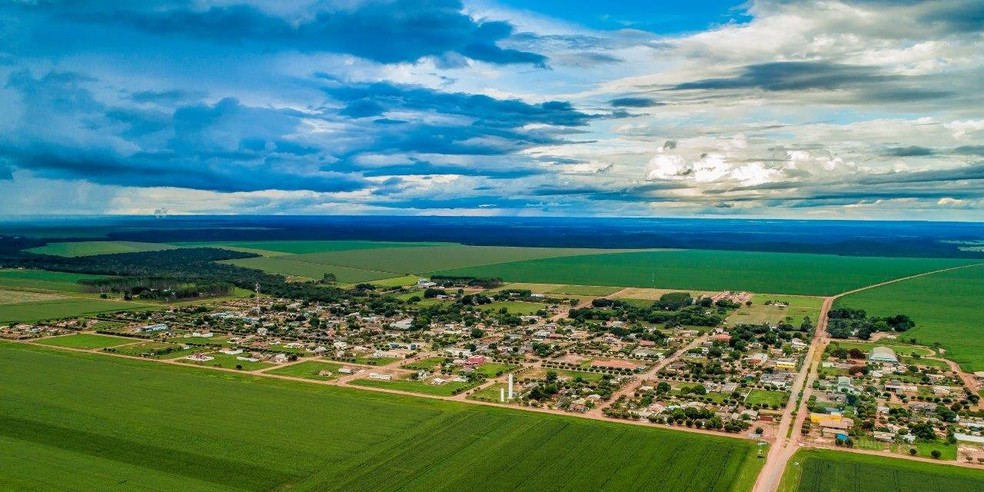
[[779, 448, 984, 492], [0, 289, 65, 305], [745, 390, 788, 407], [547, 285, 621, 296], [470, 383, 509, 402], [727, 296, 823, 326], [176, 240, 442, 255], [229, 244, 638, 282], [33, 333, 135, 350], [0, 269, 107, 292], [475, 362, 518, 378], [370, 275, 421, 287], [0, 298, 148, 323], [264, 360, 345, 380], [177, 352, 272, 371], [0, 339, 765, 491], [836, 264, 984, 371], [27, 241, 178, 257], [106, 341, 197, 359], [350, 377, 476, 396], [434, 250, 977, 296], [481, 301, 548, 315], [403, 357, 446, 371]]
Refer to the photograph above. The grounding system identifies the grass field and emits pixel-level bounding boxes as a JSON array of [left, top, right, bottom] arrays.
[[745, 389, 788, 407], [33, 333, 135, 350], [264, 360, 346, 380], [824, 340, 935, 358], [26, 241, 178, 257], [778, 449, 984, 492], [0, 289, 65, 305], [547, 285, 622, 296], [433, 250, 977, 296], [0, 269, 107, 293], [178, 352, 272, 371], [836, 264, 984, 371], [0, 298, 148, 323], [176, 240, 443, 255], [228, 244, 641, 282], [1, 342, 765, 491], [107, 341, 198, 359], [350, 377, 476, 396], [727, 295, 824, 326]]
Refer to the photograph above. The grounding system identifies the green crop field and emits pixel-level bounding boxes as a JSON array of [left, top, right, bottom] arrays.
[[0, 343, 763, 491], [350, 377, 477, 396], [0, 289, 65, 305], [264, 360, 345, 380], [727, 295, 824, 326], [176, 240, 442, 255], [779, 449, 984, 492], [0, 298, 148, 323], [433, 250, 977, 296], [548, 285, 622, 296], [229, 244, 642, 282], [224, 256, 397, 282], [0, 269, 107, 292], [27, 241, 179, 257], [836, 264, 984, 371], [33, 333, 136, 350]]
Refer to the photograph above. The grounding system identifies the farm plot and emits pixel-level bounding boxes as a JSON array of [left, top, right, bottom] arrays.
[[26, 241, 178, 257], [779, 449, 984, 492], [349, 377, 476, 397], [264, 360, 346, 380], [836, 264, 984, 371], [175, 240, 443, 255], [229, 244, 643, 282], [433, 250, 977, 296], [0, 298, 148, 323], [0, 343, 763, 491], [727, 295, 824, 326], [34, 333, 136, 350], [0, 269, 107, 293], [0, 289, 65, 305]]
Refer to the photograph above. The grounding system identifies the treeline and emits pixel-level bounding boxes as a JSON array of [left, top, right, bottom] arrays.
[[430, 275, 503, 289], [568, 292, 735, 328], [827, 308, 915, 339]]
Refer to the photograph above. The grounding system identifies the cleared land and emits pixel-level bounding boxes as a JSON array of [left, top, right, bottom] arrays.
[[176, 240, 441, 255], [0, 298, 148, 323], [0, 342, 764, 491], [434, 250, 978, 296], [0, 269, 106, 293], [27, 241, 179, 257], [0, 289, 65, 305], [727, 295, 824, 326], [836, 264, 984, 371], [33, 333, 135, 350], [548, 285, 622, 296], [778, 449, 984, 492], [228, 244, 645, 282], [265, 360, 346, 380]]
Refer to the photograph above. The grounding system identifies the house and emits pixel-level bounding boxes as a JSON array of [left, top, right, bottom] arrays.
[[760, 372, 794, 389], [631, 348, 660, 359], [774, 359, 797, 370], [136, 323, 168, 333], [368, 372, 392, 381], [185, 353, 213, 362], [836, 376, 856, 394], [747, 353, 769, 365], [391, 319, 414, 331], [465, 355, 487, 365], [416, 278, 436, 288], [869, 346, 899, 364]]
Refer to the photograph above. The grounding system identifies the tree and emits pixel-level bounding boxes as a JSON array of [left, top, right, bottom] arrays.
[[931, 449, 942, 459], [656, 382, 671, 394], [909, 448, 917, 456], [470, 328, 485, 339]]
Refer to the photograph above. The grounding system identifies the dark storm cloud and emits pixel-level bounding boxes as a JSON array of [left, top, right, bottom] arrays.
[[24, 0, 547, 67], [670, 61, 952, 102], [610, 97, 663, 108], [883, 146, 935, 157]]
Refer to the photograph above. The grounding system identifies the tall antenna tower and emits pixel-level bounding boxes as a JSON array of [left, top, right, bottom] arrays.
[[254, 282, 260, 314]]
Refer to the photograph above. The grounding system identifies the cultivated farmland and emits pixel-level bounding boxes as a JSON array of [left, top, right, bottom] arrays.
[[0, 342, 764, 491], [836, 264, 984, 371], [0, 298, 148, 323], [27, 241, 179, 257], [0, 269, 106, 292], [779, 449, 984, 492], [726, 295, 824, 327], [176, 240, 442, 255], [33, 333, 135, 350], [433, 250, 978, 296]]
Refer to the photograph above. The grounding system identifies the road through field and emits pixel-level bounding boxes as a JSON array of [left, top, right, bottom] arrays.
[[754, 262, 984, 492]]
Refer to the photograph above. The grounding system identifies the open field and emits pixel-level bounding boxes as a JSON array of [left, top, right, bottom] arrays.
[[350, 377, 476, 396], [745, 389, 788, 407], [175, 240, 444, 255], [547, 284, 622, 296], [727, 295, 824, 326], [0, 289, 65, 305], [433, 250, 978, 296], [836, 264, 984, 371], [778, 449, 984, 492], [825, 340, 936, 358], [0, 298, 149, 323], [177, 352, 273, 371], [0, 269, 107, 293], [0, 342, 765, 491], [229, 244, 644, 282], [26, 241, 179, 257], [264, 360, 346, 380], [224, 256, 397, 282], [33, 333, 135, 350]]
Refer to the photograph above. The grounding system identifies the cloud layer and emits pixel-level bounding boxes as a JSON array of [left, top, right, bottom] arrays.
[[1, 0, 982, 219]]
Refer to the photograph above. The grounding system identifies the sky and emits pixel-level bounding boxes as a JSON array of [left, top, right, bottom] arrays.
[[0, 0, 982, 220]]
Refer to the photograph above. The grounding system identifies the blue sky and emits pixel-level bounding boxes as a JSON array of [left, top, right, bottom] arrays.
[[0, 0, 982, 220]]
